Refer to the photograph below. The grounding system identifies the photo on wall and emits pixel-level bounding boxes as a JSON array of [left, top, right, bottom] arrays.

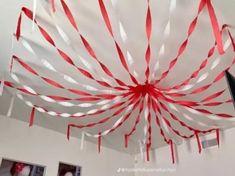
[[57, 162, 81, 176], [0, 158, 45, 176]]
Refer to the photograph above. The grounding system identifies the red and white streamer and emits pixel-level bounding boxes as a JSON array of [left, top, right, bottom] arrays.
[[2, 0, 234, 163]]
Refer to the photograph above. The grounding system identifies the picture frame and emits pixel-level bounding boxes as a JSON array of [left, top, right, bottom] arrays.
[[0, 157, 46, 176], [57, 162, 81, 176]]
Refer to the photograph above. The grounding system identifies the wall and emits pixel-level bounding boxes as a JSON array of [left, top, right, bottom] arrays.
[[134, 128, 235, 176], [0, 115, 134, 176]]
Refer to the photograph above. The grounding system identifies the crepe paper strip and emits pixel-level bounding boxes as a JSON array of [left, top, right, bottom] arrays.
[[160, 42, 216, 92], [154, 98, 219, 139], [80, 132, 85, 150], [16, 11, 22, 41], [165, 56, 235, 98], [7, 95, 15, 117], [88, 98, 143, 138], [143, 97, 152, 162], [32, 0, 37, 31], [12, 56, 127, 100], [13, 90, 129, 121], [67, 100, 140, 142], [98, 0, 113, 36], [216, 129, 220, 147], [206, 0, 224, 54], [98, 132, 102, 153], [51, 0, 56, 12], [153, 0, 207, 86], [67, 95, 140, 130], [159, 24, 233, 93], [162, 115, 194, 139], [125, 99, 145, 138], [201, 89, 225, 102], [146, 102, 217, 155], [195, 131, 202, 154], [124, 135, 128, 148], [169, 140, 175, 164], [60, 0, 132, 88], [157, 99, 201, 132], [98, 0, 139, 85], [60, 0, 78, 31], [144, 0, 152, 81], [13, 56, 38, 75], [119, 22, 127, 43], [0, 76, 4, 96], [66, 95, 138, 138], [11, 0, 235, 163], [155, 114, 170, 144], [189, 107, 233, 118], [83, 103, 135, 137], [15, 8, 127, 90], [138, 140, 144, 161], [29, 107, 36, 127], [154, 0, 228, 86], [151, 0, 176, 80], [203, 99, 232, 107], [39, 6, 128, 89], [151, 88, 200, 107], [108, 101, 142, 134], [4, 78, 123, 108], [226, 28, 235, 51], [146, 143, 150, 162], [147, 99, 152, 150], [67, 125, 71, 140]]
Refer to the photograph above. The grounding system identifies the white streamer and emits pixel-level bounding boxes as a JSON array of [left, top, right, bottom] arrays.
[[7, 95, 15, 117], [165, 38, 232, 93], [22, 39, 36, 56], [196, 72, 209, 83], [111, 0, 118, 7], [139, 140, 144, 161], [14, 91, 124, 119], [0, 74, 4, 96], [80, 132, 85, 150], [119, 22, 127, 43], [127, 51, 134, 66], [21, 37, 121, 94], [55, 24, 71, 45], [151, 0, 176, 80], [210, 57, 220, 70], [32, 0, 37, 31], [84, 100, 138, 138]]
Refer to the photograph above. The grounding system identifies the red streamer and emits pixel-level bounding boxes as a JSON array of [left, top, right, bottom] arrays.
[[10, 0, 235, 164], [146, 143, 150, 162], [195, 131, 202, 154], [216, 129, 220, 147], [51, 0, 56, 12], [169, 140, 175, 164], [124, 135, 128, 148], [154, 0, 207, 85], [98, 132, 102, 153], [15, 7, 128, 90], [98, 0, 139, 85], [145, 1, 152, 81], [206, 0, 224, 54], [29, 107, 35, 127]]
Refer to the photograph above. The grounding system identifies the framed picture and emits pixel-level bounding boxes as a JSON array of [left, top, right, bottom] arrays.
[[57, 162, 81, 176], [0, 158, 45, 176]]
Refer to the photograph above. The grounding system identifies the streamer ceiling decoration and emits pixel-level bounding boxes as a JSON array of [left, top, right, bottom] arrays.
[[1, 0, 235, 162]]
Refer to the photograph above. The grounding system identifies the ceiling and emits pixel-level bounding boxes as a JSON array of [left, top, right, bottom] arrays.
[[0, 0, 235, 155]]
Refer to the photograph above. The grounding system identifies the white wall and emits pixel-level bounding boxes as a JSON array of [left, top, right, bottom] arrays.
[[0, 115, 135, 176], [134, 128, 235, 176]]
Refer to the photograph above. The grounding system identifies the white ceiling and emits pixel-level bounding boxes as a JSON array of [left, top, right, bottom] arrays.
[[0, 0, 235, 154]]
